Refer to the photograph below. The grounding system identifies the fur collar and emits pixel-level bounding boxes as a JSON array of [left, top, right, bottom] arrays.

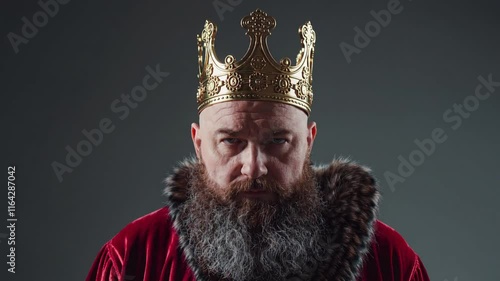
[[163, 157, 380, 281]]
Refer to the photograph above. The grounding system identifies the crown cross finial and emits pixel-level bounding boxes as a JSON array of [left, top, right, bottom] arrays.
[[241, 9, 276, 37]]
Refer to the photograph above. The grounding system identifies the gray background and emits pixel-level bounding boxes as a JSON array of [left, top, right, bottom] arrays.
[[1, 0, 499, 280]]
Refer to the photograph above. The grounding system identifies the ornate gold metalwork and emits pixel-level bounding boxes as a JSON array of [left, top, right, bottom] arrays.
[[196, 9, 316, 115]]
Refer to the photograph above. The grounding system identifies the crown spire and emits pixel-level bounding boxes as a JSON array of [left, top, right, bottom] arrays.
[[196, 9, 316, 115]]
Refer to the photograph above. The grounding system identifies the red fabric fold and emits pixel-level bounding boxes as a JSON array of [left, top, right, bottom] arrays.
[[85, 207, 430, 281]]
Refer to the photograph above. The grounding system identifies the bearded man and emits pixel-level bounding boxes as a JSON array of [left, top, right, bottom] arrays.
[[86, 9, 430, 281]]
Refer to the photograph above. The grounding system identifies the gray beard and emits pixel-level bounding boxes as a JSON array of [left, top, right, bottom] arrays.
[[178, 163, 329, 281]]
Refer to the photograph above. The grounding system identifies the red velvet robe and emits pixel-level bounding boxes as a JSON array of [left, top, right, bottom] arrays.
[[86, 159, 430, 281]]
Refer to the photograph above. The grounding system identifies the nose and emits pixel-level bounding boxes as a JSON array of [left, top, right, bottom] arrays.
[[240, 143, 268, 179]]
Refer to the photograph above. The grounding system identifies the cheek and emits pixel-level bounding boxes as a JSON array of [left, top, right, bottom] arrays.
[[270, 146, 308, 185], [266, 158, 301, 186], [213, 164, 236, 185], [200, 142, 236, 186]]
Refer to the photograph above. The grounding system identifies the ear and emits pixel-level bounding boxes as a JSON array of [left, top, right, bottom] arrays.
[[307, 121, 317, 150], [191, 123, 202, 160]]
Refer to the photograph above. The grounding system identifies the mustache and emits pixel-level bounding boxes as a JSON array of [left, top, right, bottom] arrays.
[[224, 177, 286, 201]]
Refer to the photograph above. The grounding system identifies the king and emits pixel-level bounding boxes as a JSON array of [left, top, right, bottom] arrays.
[[86, 9, 430, 281]]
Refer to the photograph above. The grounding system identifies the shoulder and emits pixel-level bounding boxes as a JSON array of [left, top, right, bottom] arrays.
[[110, 207, 172, 242], [108, 207, 177, 254], [372, 220, 414, 254], [86, 207, 184, 281], [360, 220, 428, 281]]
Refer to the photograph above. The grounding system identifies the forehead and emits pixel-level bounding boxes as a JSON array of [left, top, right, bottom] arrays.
[[200, 101, 307, 130]]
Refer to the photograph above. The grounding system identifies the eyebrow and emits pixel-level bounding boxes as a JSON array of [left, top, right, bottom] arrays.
[[214, 128, 292, 136], [215, 128, 242, 136], [271, 129, 292, 136]]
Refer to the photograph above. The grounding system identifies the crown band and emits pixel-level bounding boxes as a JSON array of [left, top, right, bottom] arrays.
[[196, 9, 316, 115]]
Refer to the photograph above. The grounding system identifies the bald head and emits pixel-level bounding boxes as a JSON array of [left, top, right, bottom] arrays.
[[199, 100, 309, 129]]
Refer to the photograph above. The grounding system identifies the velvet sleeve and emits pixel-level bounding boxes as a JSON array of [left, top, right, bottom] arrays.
[[85, 242, 122, 281], [410, 256, 430, 281], [84, 208, 197, 281], [359, 221, 432, 281]]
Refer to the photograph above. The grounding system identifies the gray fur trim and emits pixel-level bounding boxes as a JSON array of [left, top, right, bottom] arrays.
[[163, 157, 380, 281]]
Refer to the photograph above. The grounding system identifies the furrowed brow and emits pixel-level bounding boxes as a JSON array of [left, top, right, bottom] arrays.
[[272, 129, 292, 136], [215, 128, 241, 136]]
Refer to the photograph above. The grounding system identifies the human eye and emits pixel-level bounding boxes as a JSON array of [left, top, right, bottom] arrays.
[[222, 138, 241, 145], [271, 138, 288, 144]]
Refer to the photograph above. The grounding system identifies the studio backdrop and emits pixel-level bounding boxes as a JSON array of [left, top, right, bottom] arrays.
[[1, 0, 499, 280]]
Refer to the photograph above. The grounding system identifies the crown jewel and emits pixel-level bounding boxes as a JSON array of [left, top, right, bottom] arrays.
[[196, 9, 316, 115]]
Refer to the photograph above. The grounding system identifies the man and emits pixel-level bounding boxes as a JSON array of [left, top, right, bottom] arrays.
[[86, 9, 430, 281]]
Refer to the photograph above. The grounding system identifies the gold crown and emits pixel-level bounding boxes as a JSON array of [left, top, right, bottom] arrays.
[[196, 9, 316, 115]]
